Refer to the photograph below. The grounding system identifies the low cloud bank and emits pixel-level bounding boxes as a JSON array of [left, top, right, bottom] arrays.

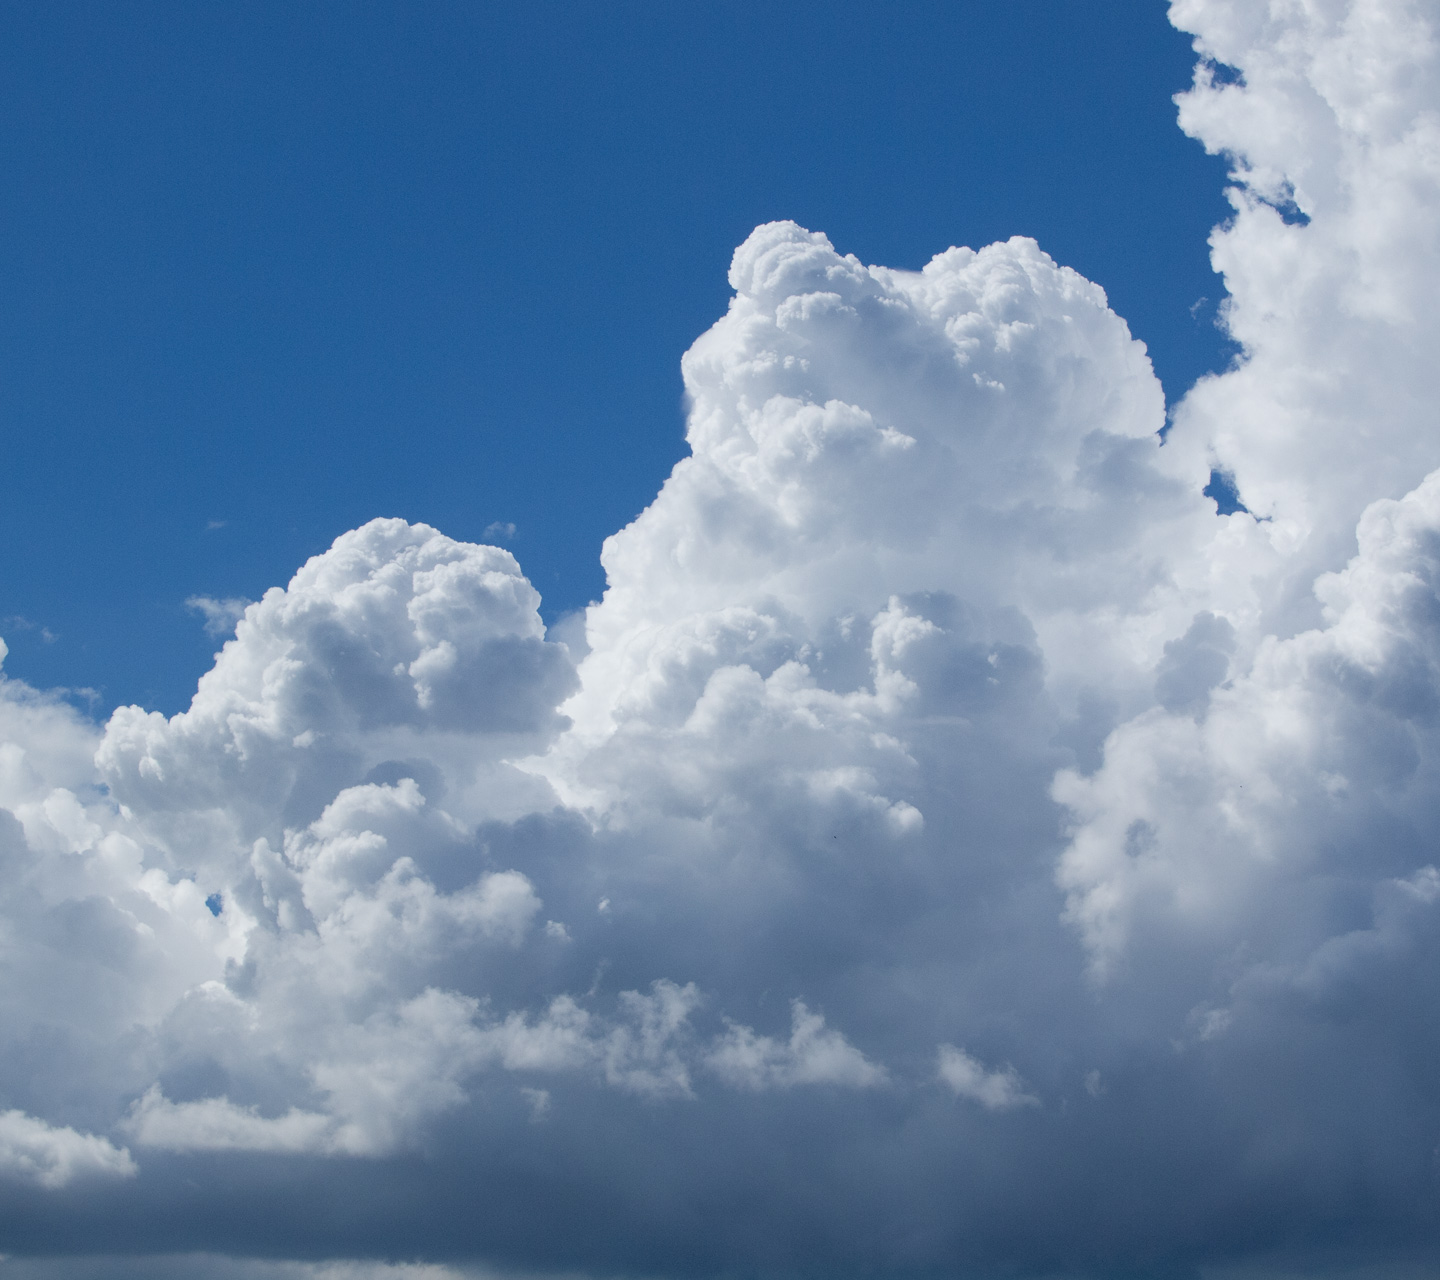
[[1, 0, 1439, 1274]]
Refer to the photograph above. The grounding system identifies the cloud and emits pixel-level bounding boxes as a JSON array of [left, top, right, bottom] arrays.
[[0, 0, 1439, 1275], [0, 1260, 518, 1280], [1, 616, 59, 643], [935, 1046, 1037, 1111], [0, 1111, 136, 1188], [708, 1001, 887, 1090], [124, 1088, 337, 1156], [1057, 465, 1440, 982], [1165, 0, 1440, 618], [186, 595, 252, 639]]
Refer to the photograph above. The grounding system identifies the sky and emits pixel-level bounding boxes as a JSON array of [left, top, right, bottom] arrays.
[[0, 0, 1233, 714], [4, 2, 1440, 1279]]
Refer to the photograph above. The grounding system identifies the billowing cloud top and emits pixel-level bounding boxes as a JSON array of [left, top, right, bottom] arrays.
[[2, 1, 1439, 1276]]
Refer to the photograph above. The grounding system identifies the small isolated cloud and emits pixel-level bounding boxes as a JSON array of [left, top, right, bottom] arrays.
[[185, 594, 252, 638], [483, 521, 516, 543], [935, 1046, 1037, 1110], [2, 615, 58, 643], [0, 1109, 136, 1187], [708, 1001, 886, 1090]]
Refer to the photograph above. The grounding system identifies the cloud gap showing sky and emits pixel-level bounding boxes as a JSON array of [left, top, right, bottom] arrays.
[[1, 0, 1439, 1276]]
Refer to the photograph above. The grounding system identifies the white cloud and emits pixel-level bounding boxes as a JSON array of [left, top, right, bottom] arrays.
[[187, 595, 253, 639], [708, 1001, 886, 1090], [935, 1046, 1037, 1111], [1165, 0, 1440, 629], [0, 1110, 136, 1187], [472, 980, 700, 1099], [124, 1088, 336, 1155]]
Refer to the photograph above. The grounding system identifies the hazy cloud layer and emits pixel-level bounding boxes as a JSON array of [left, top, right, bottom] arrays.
[[1, 0, 1438, 1275]]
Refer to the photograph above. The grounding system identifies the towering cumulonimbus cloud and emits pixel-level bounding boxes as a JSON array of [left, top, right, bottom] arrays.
[[1, 0, 1439, 1275]]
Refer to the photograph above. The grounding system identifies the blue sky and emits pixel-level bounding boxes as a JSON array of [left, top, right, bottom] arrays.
[[0, 0, 1229, 713]]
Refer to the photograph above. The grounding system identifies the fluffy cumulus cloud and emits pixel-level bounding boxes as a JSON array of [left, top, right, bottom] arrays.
[[0, 1112, 135, 1189], [1, 0, 1440, 1275]]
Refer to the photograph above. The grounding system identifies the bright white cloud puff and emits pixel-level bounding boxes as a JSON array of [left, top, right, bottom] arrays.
[[1, 1, 1439, 1275]]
